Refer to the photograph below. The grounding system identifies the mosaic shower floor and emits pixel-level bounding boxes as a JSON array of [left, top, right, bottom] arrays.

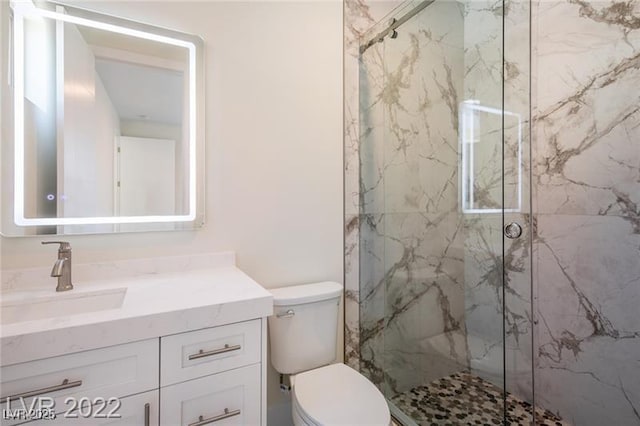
[[390, 371, 567, 426]]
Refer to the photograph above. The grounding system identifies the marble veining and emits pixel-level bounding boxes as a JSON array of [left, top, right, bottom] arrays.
[[347, 0, 638, 424], [532, 0, 640, 424], [353, 0, 534, 419], [344, 0, 403, 370], [356, 0, 473, 398]]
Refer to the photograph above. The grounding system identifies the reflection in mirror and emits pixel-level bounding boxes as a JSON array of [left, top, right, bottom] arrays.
[[459, 101, 522, 214], [2, 1, 204, 236]]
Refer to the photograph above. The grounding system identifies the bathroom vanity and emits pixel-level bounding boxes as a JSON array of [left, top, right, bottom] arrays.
[[0, 253, 273, 426]]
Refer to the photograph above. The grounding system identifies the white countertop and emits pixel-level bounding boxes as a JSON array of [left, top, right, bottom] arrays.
[[0, 253, 273, 366]]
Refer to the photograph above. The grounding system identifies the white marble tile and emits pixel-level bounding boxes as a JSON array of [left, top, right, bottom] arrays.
[[360, 43, 387, 214], [531, 1, 640, 421], [533, 0, 640, 217], [382, 211, 467, 391], [381, 3, 463, 215], [385, 328, 469, 393], [345, 214, 360, 368], [349, 0, 537, 416], [344, 0, 401, 370], [535, 214, 640, 424], [358, 213, 385, 380]]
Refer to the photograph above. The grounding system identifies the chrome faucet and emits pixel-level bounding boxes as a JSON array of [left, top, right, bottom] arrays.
[[42, 241, 73, 292]]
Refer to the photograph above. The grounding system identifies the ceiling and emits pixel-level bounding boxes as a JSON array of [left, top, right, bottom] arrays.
[[95, 58, 184, 126]]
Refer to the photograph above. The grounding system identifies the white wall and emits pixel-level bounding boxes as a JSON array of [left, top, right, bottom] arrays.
[[120, 120, 184, 214], [1, 1, 343, 422], [2, 0, 343, 284]]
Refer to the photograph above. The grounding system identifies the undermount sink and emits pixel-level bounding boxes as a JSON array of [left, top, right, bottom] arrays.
[[1, 287, 127, 325]]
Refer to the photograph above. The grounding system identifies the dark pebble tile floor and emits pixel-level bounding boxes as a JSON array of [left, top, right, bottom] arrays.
[[390, 371, 568, 426]]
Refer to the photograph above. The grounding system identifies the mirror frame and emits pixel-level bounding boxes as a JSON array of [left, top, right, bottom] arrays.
[[3, 0, 205, 234]]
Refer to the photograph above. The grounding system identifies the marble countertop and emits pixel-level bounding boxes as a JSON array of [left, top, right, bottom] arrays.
[[0, 252, 273, 366]]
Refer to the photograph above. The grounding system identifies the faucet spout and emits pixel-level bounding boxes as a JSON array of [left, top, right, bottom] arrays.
[[42, 241, 73, 292], [50, 258, 66, 277]]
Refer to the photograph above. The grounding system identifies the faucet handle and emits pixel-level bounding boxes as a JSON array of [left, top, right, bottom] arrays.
[[42, 241, 71, 250]]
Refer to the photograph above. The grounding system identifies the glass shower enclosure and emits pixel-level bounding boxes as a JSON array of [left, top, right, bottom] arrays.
[[357, 0, 537, 423]]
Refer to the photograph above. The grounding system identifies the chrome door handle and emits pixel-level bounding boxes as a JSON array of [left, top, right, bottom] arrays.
[[504, 222, 523, 239], [276, 309, 295, 318], [188, 408, 241, 426], [1, 379, 83, 402], [188, 344, 241, 360]]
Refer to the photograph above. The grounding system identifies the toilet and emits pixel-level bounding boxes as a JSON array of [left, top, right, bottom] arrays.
[[268, 282, 391, 426]]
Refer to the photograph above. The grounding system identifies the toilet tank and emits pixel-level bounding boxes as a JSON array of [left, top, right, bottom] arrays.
[[268, 282, 342, 375]]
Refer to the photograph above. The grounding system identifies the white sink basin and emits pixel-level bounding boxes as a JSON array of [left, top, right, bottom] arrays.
[[1, 287, 127, 324]]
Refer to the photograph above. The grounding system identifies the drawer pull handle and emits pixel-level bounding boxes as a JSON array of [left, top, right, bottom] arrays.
[[1, 379, 82, 402], [188, 344, 241, 360], [144, 402, 150, 426], [276, 309, 295, 318], [188, 408, 241, 426]]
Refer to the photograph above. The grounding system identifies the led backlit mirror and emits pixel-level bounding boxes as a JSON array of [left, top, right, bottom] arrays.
[[1, 1, 204, 236]]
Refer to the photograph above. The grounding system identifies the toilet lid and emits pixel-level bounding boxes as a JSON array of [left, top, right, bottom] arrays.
[[293, 363, 390, 425]]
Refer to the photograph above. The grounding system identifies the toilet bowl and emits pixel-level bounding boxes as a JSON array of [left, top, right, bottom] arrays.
[[291, 363, 390, 426], [268, 282, 391, 426]]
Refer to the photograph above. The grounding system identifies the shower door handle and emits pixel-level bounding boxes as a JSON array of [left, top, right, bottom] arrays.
[[504, 222, 523, 239]]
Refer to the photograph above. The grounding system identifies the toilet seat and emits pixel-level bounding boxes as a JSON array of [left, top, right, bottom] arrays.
[[292, 363, 390, 426]]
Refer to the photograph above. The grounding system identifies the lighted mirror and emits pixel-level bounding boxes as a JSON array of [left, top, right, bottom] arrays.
[[1, 1, 204, 236], [459, 101, 522, 214]]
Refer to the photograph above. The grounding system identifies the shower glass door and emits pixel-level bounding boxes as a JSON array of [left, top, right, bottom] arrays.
[[358, 0, 533, 424]]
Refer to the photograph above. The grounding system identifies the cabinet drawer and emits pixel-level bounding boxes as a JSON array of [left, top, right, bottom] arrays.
[[0, 339, 158, 420], [160, 320, 260, 386], [160, 364, 260, 426], [3, 390, 159, 426]]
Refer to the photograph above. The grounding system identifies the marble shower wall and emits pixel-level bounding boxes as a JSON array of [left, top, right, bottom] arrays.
[[348, 0, 533, 401], [358, 0, 471, 395], [533, 0, 640, 424], [344, 0, 402, 370], [462, 0, 534, 404], [347, 0, 638, 424]]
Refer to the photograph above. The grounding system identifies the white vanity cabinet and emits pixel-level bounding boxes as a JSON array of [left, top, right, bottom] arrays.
[[0, 339, 159, 426], [160, 319, 264, 426], [9, 391, 160, 426], [0, 319, 267, 426], [160, 364, 261, 426]]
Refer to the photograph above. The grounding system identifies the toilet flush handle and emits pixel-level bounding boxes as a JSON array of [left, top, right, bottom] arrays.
[[276, 309, 295, 318]]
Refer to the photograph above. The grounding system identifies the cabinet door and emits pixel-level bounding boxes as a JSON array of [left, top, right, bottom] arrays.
[[1, 338, 158, 419], [161, 320, 261, 386], [160, 364, 260, 426], [3, 390, 159, 426]]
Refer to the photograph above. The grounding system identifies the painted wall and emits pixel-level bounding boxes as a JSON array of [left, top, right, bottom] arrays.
[[2, 0, 343, 287], [1, 1, 343, 423]]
